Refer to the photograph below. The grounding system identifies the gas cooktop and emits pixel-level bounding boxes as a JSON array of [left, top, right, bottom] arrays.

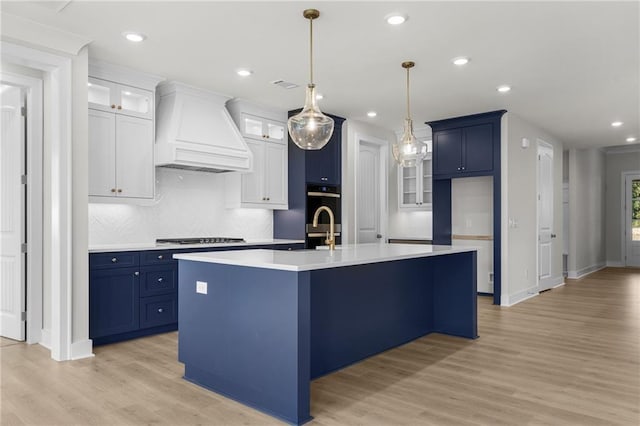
[[156, 237, 246, 245]]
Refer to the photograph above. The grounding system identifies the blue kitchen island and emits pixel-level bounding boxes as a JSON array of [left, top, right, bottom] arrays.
[[175, 243, 478, 425]]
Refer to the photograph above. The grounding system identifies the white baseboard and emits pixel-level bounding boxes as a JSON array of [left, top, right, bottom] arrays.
[[71, 339, 94, 360], [501, 285, 539, 307], [567, 262, 606, 279], [539, 275, 565, 292], [39, 328, 51, 349], [606, 260, 624, 267]]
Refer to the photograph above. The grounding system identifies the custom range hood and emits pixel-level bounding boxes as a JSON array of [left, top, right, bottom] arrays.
[[155, 81, 253, 173]]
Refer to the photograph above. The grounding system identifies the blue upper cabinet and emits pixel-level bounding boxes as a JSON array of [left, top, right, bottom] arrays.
[[433, 123, 493, 177], [304, 120, 343, 185]]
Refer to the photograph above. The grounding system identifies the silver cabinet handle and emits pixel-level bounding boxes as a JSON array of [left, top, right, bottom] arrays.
[[134, 271, 139, 276], [111, 257, 118, 263], [157, 277, 164, 282], [158, 308, 164, 313]]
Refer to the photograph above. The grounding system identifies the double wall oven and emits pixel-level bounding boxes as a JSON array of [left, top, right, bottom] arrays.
[[305, 184, 341, 249]]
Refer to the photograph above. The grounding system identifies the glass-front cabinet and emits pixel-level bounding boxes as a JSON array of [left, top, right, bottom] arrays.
[[88, 77, 153, 120], [239, 113, 286, 143], [398, 154, 432, 210]]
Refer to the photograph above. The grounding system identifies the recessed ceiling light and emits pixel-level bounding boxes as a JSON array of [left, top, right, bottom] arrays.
[[626, 137, 637, 143], [316, 93, 324, 100], [385, 13, 408, 25], [122, 32, 146, 43], [497, 85, 511, 93], [452, 57, 470, 66], [367, 111, 377, 118], [236, 69, 253, 77], [611, 121, 623, 127]]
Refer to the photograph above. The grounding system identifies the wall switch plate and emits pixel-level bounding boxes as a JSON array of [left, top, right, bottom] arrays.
[[196, 281, 208, 294]]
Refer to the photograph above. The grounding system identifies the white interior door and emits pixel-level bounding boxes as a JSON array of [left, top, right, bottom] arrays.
[[625, 174, 640, 267], [357, 142, 380, 243], [538, 142, 555, 291], [0, 84, 26, 341]]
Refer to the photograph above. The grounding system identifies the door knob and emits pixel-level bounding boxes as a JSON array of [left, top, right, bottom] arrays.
[[551, 233, 557, 238]]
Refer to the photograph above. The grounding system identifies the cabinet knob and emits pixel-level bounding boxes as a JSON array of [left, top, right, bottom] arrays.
[[158, 308, 164, 313], [457, 167, 461, 171], [157, 255, 163, 260], [265, 135, 269, 139], [111, 104, 116, 109], [111, 188, 116, 193], [117, 105, 122, 110], [461, 166, 465, 170], [551, 233, 557, 238], [266, 197, 270, 201], [134, 271, 139, 276], [157, 277, 163, 282], [111, 257, 118, 263], [117, 189, 122, 193]]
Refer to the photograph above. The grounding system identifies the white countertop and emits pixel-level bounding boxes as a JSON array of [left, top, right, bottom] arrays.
[[88, 239, 304, 253], [173, 243, 477, 271]]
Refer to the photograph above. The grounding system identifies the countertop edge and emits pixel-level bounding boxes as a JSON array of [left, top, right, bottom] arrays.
[[88, 239, 305, 253]]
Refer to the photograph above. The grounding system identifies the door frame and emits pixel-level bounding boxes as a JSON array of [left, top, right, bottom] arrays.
[[353, 133, 389, 244], [1, 72, 43, 344], [621, 170, 640, 266], [2, 41, 75, 360], [536, 139, 555, 291]]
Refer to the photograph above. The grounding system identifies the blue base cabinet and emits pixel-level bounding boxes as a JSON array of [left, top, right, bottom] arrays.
[[90, 243, 304, 345]]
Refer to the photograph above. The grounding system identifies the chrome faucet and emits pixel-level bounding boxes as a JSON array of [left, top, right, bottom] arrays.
[[312, 206, 336, 251]]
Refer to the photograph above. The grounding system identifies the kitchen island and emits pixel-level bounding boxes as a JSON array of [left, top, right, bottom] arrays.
[[175, 243, 477, 425]]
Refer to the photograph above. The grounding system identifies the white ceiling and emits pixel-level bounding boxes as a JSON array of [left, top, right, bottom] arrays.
[[2, 1, 638, 149]]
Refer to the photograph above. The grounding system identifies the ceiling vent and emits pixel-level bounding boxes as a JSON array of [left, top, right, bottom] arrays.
[[271, 80, 299, 90]]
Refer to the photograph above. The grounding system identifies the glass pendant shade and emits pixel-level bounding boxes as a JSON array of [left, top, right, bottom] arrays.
[[392, 118, 427, 168], [288, 84, 334, 150], [392, 61, 428, 167]]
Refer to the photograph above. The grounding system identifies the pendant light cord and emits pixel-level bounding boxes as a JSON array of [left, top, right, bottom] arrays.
[[406, 66, 411, 120], [309, 17, 314, 85]]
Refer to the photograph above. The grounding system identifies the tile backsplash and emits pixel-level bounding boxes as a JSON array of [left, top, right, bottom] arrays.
[[89, 168, 273, 246]]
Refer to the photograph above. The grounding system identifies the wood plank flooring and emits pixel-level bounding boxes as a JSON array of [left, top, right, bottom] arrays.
[[2, 267, 639, 425]]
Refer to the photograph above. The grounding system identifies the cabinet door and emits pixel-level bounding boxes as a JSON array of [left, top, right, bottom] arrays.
[[462, 124, 493, 173], [115, 115, 154, 199], [433, 128, 462, 176], [88, 78, 118, 113], [88, 109, 116, 197], [241, 140, 266, 203], [89, 267, 140, 338], [264, 119, 286, 144], [305, 129, 340, 185], [399, 165, 419, 207], [115, 83, 153, 120], [239, 113, 266, 141], [265, 142, 287, 206], [421, 156, 433, 205]]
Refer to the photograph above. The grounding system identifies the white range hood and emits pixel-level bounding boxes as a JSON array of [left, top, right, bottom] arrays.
[[155, 81, 253, 173]]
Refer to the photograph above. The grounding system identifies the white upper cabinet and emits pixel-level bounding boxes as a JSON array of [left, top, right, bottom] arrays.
[[87, 61, 163, 202], [88, 77, 153, 120], [398, 154, 433, 210], [225, 99, 288, 210]]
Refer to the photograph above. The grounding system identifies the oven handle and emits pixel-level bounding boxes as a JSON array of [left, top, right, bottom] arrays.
[[307, 232, 341, 238], [307, 191, 340, 198]]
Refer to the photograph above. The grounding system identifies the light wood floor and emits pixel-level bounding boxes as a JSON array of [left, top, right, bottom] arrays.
[[2, 268, 639, 425]]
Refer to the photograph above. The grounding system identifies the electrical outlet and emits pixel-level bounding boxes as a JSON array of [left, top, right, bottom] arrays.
[[196, 281, 208, 295]]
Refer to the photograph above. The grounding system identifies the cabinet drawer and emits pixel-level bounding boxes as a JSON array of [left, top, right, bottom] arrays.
[[140, 294, 177, 329], [141, 250, 176, 266], [141, 265, 177, 297], [90, 252, 139, 269]]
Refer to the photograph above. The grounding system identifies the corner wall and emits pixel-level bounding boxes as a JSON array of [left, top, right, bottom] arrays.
[[567, 148, 606, 277], [604, 149, 640, 265], [503, 113, 564, 305]]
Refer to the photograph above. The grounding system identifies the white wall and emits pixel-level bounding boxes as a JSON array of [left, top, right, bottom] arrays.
[[502, 113, 564, 305], [567, 148, 606, 277], [341, 119, 396, 244], [89, 168, 272, 246], [604, 149, 640, 265]]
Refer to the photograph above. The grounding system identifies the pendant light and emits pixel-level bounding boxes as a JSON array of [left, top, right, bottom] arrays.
[[392, 61, 427, 167], [288, 9, 334, 150]]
